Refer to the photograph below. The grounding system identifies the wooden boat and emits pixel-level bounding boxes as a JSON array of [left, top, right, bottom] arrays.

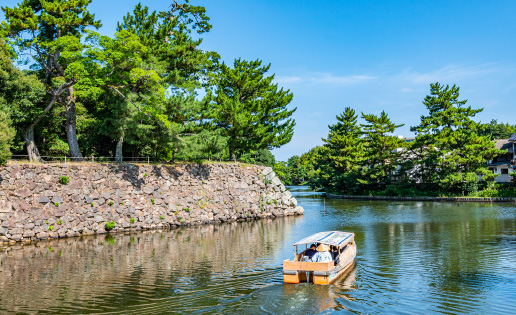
[[283, 231, 357, 285]]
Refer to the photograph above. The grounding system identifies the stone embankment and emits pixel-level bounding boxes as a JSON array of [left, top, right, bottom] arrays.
[[0, 163, 303, 245], [326, 193, 516, 202]]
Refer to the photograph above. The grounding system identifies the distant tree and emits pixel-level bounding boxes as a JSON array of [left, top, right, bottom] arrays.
[[360, 111, 405, 185], [1, 0, 102, 161], [240, 149, 275, 167], [410, 83, 500, 192], [320, 107, 366, 192], [209, 59, 296, 160], [274, 161, 292, 185], [478, 119, 516, 140]]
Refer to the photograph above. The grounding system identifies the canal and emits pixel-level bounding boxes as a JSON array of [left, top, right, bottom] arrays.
[[1, 186, 516, 314]]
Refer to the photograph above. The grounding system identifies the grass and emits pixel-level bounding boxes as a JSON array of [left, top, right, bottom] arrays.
[[59, 176, 70, 184]]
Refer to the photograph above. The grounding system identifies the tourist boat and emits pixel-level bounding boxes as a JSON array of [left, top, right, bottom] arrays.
[[283, 231, 357, 285]]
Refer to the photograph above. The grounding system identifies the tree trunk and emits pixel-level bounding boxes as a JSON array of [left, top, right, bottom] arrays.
[[115, 132, 124, 163], [230, 146, 236, 162], [24, 125, 43, 163], [65, 86, 83, 161]]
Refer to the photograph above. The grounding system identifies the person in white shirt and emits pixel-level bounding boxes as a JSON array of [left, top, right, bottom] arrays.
[[311, 244, 333, 262]]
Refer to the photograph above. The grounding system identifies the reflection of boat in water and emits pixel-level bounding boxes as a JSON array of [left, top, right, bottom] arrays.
[[283, 231, 357, 285]]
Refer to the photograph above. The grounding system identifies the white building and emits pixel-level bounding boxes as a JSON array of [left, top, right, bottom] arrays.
[[487, 132, 516, 182]]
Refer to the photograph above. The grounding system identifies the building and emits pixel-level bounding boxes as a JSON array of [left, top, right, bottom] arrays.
[[487, 132, 516, 182]]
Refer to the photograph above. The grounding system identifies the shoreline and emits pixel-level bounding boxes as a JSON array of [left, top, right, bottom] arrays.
[[325, 193, 516, 203]]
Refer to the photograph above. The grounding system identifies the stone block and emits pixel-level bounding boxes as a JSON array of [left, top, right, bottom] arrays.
[[38, 196, 50, 204], [52, 196, 64, 204], [36, 232, 48, 239], [262, 167, 273, 175]]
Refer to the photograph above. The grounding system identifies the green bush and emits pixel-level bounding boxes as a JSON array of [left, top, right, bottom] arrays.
[[59, 176, 70, 185], [57, 220, 62, 225], [108, 201, 114, 206], [183, 207, 190, 212], [48, 225, 54, 231], [130, 218, 135, 224], [0, 111, 14, 166], [105, 221, 115, 231], [160, 215, 165, 220]]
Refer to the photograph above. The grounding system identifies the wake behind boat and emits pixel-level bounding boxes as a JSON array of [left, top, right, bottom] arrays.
[[283, 231, 357, 285]]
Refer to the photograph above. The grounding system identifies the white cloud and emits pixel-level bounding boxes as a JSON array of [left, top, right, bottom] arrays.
[[275, 72, 376, 86], [394, 63, 514, 85]]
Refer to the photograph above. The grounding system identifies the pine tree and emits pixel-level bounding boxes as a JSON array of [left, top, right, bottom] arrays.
[[360, 111, 405, 186], [410, 83, 501, 191], [209, 58, 296, 160], [321, 107, 366, 192], [0, 40, 45, 159], [1, 0, 102, 161]]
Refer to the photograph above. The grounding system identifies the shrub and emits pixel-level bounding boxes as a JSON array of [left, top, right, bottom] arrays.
[[105, 221, 115, 231], [183, 207, 190, 212], [0, 111, 14, 166], [48, 225, 54, 231], [130, 218, 135, 224], [57, 220, 62, 225], [151, 198, 155, 205], [59, 176, 70, 185], [160, 215, 165, 220], [90, 202, 94, 207], [54, 202, 59, 206], [108, 201, 114, 206]]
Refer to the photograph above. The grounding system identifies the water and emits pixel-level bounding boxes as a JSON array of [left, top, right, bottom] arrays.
[[1, 186, 516, 314]]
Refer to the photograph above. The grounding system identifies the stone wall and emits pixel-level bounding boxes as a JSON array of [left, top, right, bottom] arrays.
[[0, 162, 303, 245]]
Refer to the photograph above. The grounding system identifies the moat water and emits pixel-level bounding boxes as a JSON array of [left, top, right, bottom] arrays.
[[1, 186, 516, 314]]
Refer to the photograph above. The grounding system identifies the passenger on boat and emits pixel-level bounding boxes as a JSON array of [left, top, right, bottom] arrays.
[[331, 246, 340, 265], [310, 244, 333, 262], [302, 244, 317, 261]]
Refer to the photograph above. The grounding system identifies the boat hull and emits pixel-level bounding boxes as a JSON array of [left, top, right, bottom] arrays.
[[283, 243, 357, 285]]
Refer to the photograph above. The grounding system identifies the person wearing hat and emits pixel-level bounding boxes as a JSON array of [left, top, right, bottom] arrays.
[[310, 244, 333, 262]]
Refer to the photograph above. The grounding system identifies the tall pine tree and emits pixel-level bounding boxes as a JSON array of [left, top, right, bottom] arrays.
[[360, 111, 405, 186], [410, 83, 501, 192], [209, 58, 296, 160], [320, 107, 366, 192], [1, 0, 102, 161]]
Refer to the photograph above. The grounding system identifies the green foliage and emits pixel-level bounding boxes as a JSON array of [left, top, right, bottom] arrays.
[[105, 221, 115, 231], [57, 220, 62, 225], [360, 110, 404, 186], [59, 176, 70, 185], [90, 202, 94, 207], [0, 111, 14, 165], [478, 119, 516, 140], [183, 207, 190, 212], [48, 225, 54, 232], [151, 198, 155, 205], [240, 149, 275, 167], [208, 58, 296, 160], [54, 202, 59, 207], [1, 0, 102, 159], [108, 201, 114, 206], [160, 215, 165, 220], [130, 218, 135, 224], [409, 83, 501, 191], [318, 108, 367, 192]]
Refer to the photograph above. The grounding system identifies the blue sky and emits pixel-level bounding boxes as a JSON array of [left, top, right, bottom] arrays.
[[2, 0, 516, 161]]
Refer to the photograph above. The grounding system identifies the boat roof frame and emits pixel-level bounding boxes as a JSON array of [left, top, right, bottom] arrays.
[[293, 231, 354, 248]]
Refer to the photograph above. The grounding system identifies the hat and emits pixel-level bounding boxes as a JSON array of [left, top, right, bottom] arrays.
[[316, 244, 330, 252]]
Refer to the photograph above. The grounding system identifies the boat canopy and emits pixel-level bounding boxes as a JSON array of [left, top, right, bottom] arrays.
[[293, 231, 354, 248]]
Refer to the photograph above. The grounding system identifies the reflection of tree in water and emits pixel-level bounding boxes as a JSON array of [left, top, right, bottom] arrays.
[[336, 201, 516, 314], [0, 217, 300, 313]]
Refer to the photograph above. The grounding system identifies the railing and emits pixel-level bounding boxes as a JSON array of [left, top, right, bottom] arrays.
[[9, 155, 235, 164]]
